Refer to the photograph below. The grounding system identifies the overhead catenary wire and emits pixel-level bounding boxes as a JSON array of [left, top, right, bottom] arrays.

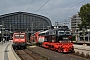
[[58, 0, 86, 15], [26, 0, 34, 11], [35, 0, 49, 13], [56, 0, 86, 26], [64, 0, 86, 13]]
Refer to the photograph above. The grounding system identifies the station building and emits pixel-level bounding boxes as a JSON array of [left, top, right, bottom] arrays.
[[0, 12, 52, 40], [0, 12, 52, 32]]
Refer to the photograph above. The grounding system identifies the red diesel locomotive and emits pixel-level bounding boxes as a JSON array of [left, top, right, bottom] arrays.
[[12, 32, 27, 49]]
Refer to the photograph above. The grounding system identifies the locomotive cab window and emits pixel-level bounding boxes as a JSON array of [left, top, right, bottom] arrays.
[[65, 31, 71, 35], [14, 35, 19, 38], [14, 34, 25, 38], [20, 34, 25, 38], [58, 31, 64, 35]]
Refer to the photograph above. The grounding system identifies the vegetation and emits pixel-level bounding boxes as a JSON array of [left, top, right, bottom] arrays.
[[78, 3, 90, 30]]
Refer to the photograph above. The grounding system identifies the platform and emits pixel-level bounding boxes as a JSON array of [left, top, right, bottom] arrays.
[[74, 44, 90, 56], [0, 40, 21, 60]]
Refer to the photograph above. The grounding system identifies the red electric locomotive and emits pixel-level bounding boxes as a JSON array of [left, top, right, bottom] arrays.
[[30, 30, 48, 46], [12, 32, 27, 49], [42, 28, 74, 53], [37, 30, 49, 46], [30, 31, 40, 44]]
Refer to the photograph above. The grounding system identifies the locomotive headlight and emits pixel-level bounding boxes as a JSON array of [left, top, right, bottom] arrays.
[[21, 39, 24, 40], [59, 41, 62, 43], [69, 36, 72, 39], [69, 41, 71, 42]]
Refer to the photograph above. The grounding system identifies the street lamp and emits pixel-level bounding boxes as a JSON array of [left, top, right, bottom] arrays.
[[0, 25, 2, 42], [87, 29, 90, 42], [26, 28, 29, 42], [5, 30, 8, 41], [9, 23, 12, 33], [82, 28, 86, 44], [9, 23, 13, 40], [0, 25, 2, 33], [75, 29, 79, 42]]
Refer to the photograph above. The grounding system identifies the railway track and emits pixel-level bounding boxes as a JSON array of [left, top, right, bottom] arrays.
[[15, 49, 49, 60], [15, 49, 36, 60], [14, 44, 90, 60]]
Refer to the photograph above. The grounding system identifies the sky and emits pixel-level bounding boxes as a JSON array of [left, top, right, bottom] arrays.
[[0, 0, 90, 29]]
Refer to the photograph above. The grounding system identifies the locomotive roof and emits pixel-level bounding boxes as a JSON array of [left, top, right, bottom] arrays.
[[48, 28, 70, 32], [13, 32, 25, 34], [55, 28, 69, 30], [40, 30, 49, 34]]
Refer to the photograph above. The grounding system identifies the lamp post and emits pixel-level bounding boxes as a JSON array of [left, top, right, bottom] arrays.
[[5, 30, 8, 41], [0, 25, 2, 33], [43, 23, 44, 30], [9, 23, 12, 40], [31, 22, 33, 34], [82, 28, 85, 44], [10, 23, 11, 33], [1, 21, 5, 44], [87, 29, 90, 42], [1, 27, 5, 44], [0, 25, 2, 42], [26, 28, 29, 42]]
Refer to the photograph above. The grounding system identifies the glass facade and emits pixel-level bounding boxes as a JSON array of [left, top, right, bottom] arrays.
[[0, 12, 52, 33]]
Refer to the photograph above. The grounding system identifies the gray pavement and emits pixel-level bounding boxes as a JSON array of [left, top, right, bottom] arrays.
[[74, 44, 90, 56], [0, 40, 19, 60], [74, 44, 90, 50], [0, 41, 11, 60], [0, 42, 5, 60]]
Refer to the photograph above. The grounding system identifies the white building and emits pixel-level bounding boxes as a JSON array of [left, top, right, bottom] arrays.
[[71, 14, 82, 35]]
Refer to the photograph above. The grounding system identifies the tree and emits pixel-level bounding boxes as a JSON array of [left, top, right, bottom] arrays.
[[78, 3, 90, 30]]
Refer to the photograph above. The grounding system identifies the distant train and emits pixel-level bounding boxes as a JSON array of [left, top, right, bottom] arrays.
[[30, 27, 74, 53], [12, 32, 27, 49]]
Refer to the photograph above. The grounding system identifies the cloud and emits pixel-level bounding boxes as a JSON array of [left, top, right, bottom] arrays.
[[0, 0, 90, 28]]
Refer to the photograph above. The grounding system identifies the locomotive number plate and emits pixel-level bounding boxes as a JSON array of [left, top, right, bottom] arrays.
[[63, 37, 68, 40]]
